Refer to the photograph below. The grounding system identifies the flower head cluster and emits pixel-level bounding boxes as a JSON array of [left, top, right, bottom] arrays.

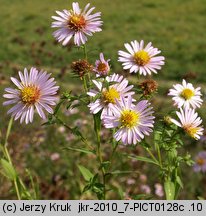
[[103, 96, 155, 145], [118, 40, 165, 75], [168, 79, 202, 109], [193, 151, 206, 173], [3, 67, 59, 124], [169, 79, 204, 140], [87, 73, 134, 118], [52, 2, 102, 46], [171, 108, 203, 140], [93, 53, 110, 76]]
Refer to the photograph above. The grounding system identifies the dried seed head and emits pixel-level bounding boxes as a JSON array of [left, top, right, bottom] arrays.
[[139, 79, 158, 96], [71, 59, 93, 78]]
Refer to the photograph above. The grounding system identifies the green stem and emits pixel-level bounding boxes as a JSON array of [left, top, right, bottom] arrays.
[[157, 145, 162, 167], [3, 118, 21, 200], [83, 45, 88, 60], [83, 44, 92, 88], [109, 134, 119, 170], [83, 76, 88, 92], [93, 114, 106, 199], [145, 147, 159, 164], [81, 44, 89, 93], [5, 117, 13, 147], [14, 178, 21, 200]]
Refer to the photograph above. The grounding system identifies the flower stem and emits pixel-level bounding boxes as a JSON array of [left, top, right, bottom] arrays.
[[83, 44, 92, 88], [93, 114, 106, 199], [157, 144, 162, 167], [83, 45, 88, 60], [81, 45, 89, 93], [3, 118, 21, 200], [83, 76, 88, 92], [145, 147, 159, 164], [14, 178, 21, 200]]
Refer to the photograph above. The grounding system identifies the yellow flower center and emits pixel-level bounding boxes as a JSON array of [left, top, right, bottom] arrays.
[[196, 158, 205, 166], [180, 88, 194, 100], [120, 110, 139, 128], [102, 87, 120, 104], [134, 50, 150, 66], [184, 126, 199, 139], [20, 86, 40, 105], [97, 63, 107, 72], [68, 14, 86, 32]]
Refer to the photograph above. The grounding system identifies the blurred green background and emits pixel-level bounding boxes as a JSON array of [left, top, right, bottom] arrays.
[[0, 0, 206, 199]]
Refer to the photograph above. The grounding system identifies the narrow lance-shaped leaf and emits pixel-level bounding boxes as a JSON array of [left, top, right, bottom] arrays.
[[0, 159, 17, 180], [164, 180, 175, 200], [64, 147, 95, 155], [128, 155, 159, 166], [78, 165, 94, 181]]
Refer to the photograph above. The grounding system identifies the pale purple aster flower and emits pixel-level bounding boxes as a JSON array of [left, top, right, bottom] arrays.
[[193, 151, 206, 173], [87, 73, 134, 119], [93, 53, 110, 76], [50, 153, 60, 161], [168, 79, 202, 109], [118, 40, 165, 75], [154, 183, 164, 198], [103, 96, 155, 145], [171, 108, 204, 140], [3, 67, 59, 124], [51, 2, 102, 46], [140, 184, 151, 194]]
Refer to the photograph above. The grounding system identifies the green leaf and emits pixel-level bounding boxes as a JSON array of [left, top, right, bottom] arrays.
[[139, 140, 151, 148], [64, 147, 95, 155], [110, 170, 140, 175], [78, 165, 94, 181], [93, 113, 101, 132], [70, 126, 87, 144], [0, 159, 17, 180], [176, 176, 183, 189], [164, 180, 175, 200], [82, 184, 92, 193], [100, 161, 111, 170], [128, 155, 159, 166], [154, 130, 162, 142]]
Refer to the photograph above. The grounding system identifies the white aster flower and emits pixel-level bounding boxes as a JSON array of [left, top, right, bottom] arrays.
[[168, 79, 202, 109], [3, 67, 59, 124], [103, 96, 155, 145], [51, 2, 102, 46], [118, 40, 165, 75], [87, 73, 134, 118], [171, 108, 204, 140]]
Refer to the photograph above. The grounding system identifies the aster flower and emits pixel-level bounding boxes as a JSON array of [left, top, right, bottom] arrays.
[[51, 2, 102, 46], [87, 73, 134, 118], [193, 151, 206, 173], [103, 96, 155, 145], [93, 53, 110, 76], [154, 183, 164, 198], [3, 67, 59, 124], [168, 79, 202, 109], [171, 108, 204, 140], [118, 40, 165, 75]]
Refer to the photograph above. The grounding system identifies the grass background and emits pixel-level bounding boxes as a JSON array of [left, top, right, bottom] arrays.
[[0, 0, 206, 199]]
